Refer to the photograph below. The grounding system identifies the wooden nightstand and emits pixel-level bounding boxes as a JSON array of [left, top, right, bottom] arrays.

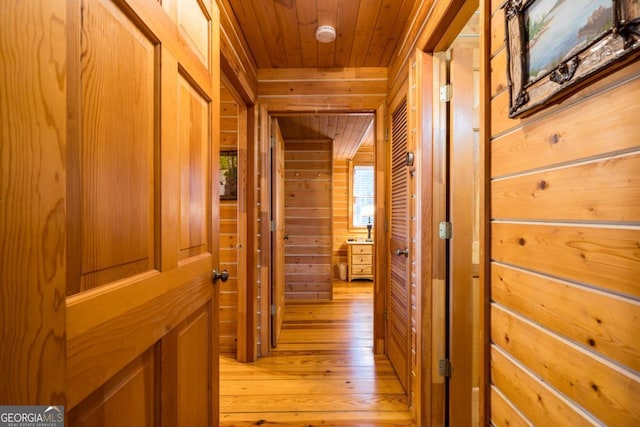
[[347, 241, 374, 281]]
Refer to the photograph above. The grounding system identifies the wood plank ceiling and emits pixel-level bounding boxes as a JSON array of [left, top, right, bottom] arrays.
[[225, 0, 417, 157], [225, 0, 418, 68], [277, 114, 374, 159]]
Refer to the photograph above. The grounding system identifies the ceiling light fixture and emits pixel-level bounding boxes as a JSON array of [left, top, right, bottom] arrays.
[[315, 25, 336, 43]]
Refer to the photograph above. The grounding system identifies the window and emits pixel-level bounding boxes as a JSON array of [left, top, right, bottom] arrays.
[[350, 163, 374, 228]]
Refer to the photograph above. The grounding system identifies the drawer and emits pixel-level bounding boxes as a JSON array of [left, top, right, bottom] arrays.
[[351, 255, 372, 265], [351, 265, 372, 275], [351, 245, 372, 255]]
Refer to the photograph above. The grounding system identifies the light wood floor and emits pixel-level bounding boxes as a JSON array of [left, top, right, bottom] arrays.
[[220, 280, 416, 426]]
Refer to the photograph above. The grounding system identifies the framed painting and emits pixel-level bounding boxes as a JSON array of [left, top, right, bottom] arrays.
[[219, 150, 238, 200], [504, 0, 640, 118]]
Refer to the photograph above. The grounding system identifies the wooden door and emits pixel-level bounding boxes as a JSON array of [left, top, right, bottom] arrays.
[[388, 98, 411, 392], [272, 118, 286, 346], [64, 0, 221, 425], [447, 35, 480, 426]]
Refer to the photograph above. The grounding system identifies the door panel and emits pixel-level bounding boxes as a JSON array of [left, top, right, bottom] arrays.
[[73, 0, 156, 294], [388, 98, 410, 392], [65, 0, 221, 424], [176, 307, 213, 426], [178, 73, 210, 261], [68, 347, 156, 426], [272, 119, 286, 346]]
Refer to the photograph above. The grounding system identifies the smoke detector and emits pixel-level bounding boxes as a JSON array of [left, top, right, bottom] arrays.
[[315, 25, 336, 43]]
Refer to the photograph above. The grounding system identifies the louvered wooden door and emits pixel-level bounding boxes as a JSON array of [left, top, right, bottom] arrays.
[[64, 0, 221, 424], [388, 99, 411, 392]]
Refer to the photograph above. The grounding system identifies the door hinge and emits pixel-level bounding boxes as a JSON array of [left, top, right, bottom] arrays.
[[271, 220, 275, 232], [271, 304, 276, 316], [439, 84, 452, 103], [439, 221, 452, 239], [439, 359, 452, 378], [384, 127, 389, 142], [270, 135, 275, 148]]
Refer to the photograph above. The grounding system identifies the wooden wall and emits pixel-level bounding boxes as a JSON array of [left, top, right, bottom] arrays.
[[487, 1, 640, 425], [257, 67, 387, 112], [284, 140, 333, 300], [332, 146, 374, 279], [219, 82, 239, 355]]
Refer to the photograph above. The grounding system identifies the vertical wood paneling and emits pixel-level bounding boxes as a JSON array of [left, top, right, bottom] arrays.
[[284, 140, 333, 300], [488, 2, 640, 425]]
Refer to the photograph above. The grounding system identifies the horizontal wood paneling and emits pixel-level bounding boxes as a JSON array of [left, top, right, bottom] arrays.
[[491, 62, 640, 178], [257, 67, 387, 111], [219, 82, 239, 355], [488, 2, 640, 425], [489, 386, 532, 427], [492, 305, 640, 426], [492, 263, 640, 373], [284, 140, 333, 300], [492, 153, 640, 222], [491, 222, 640, 298], [490, 346, 596, 426]]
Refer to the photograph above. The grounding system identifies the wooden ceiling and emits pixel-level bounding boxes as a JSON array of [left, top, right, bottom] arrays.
[[277, 114, 374, 159], [224, 1, 417, 158], [225, 0, 418, 69]]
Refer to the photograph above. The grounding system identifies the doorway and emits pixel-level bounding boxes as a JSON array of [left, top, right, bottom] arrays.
[[267, 112, 378, 350], [435, 9, 482, 426]]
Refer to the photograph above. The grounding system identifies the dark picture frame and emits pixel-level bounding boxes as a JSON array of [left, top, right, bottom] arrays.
[[219, 150, 238, 200], [504, 0, 640, 118]]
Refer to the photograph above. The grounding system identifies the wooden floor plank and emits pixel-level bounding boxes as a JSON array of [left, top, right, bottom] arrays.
[[220, 280, 416, 425]]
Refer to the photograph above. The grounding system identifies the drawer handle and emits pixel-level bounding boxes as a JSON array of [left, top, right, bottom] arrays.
[[395, 248, 409, 257]]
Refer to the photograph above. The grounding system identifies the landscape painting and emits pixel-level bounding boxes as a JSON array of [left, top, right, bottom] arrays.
[[219, 151, 238, 200], [505, 0, 640, 117], [526, 0, 614, 83]]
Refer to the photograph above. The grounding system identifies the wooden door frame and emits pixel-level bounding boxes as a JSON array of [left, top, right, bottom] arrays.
[[270, 117, 286, 347], [256, 106, 387, 357], [220, 71, 257, 363], [415, 1, 488, 425]]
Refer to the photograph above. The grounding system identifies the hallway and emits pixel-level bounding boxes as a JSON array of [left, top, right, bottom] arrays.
[[219, 281, 416, 426]]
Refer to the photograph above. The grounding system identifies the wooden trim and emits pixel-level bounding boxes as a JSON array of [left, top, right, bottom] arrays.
[[479, 0, 492, 424], [258, 105, 272, 357], [244, 104, 258, 362], [373, 103, 387, 356], [414, 49, 436, 427]]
